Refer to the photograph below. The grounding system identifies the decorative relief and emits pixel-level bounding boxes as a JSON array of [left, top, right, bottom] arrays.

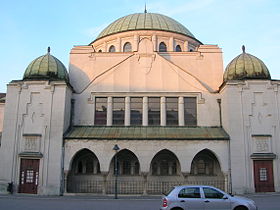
[[89, 53, 96, 61], [255, 140, 269, 152], [252, 136, 271, 153], [24, 136, 40, 152], [137, 54, 156, 74]]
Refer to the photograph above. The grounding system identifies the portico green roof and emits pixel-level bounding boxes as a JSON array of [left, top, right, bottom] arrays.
[[64, 126, 229, 140], [23, 49, 69, 82], [95, 13, 195, 41]]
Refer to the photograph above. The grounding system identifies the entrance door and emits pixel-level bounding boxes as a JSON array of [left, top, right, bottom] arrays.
[[253, 160, 275, 192], [18, 159, 39, 194]]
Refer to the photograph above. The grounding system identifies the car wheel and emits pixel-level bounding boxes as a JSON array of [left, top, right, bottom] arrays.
[[234, 206, 248, 210]]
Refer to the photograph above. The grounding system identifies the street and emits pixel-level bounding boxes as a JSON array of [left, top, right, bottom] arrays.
[[0, 193, 279, 210]]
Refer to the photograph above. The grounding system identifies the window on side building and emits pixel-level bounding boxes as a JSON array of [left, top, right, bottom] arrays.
[[109, 45, 116, 52], [123, 42, 132, 52], [175, 45, 182, 52], [95, 97, 107, 125], [184, 97, 197, 126], [148, 97, 160, 125], [159, 42, 167, 52], [130, 97, 143, 125], [113, 97, 125, 125], [166, 97, 178, 125]]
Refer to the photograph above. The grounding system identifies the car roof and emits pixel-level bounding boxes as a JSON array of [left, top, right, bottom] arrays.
[[174, 185, 215, 188]]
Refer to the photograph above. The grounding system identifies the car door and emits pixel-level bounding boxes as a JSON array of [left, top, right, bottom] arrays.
[[202, 187, 231, 210], [177, 186, 204, 210]]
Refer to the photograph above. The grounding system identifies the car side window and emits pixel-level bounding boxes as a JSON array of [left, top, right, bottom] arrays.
[[203, 187, 224, 199], [178, 187, 201, 198]]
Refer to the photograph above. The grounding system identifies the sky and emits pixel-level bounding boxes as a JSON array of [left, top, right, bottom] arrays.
[[0, 0, 279, 93]]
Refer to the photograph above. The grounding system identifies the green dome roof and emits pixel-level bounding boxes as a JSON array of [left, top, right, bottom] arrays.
[[95, 13, 195, 41], [23, 48, 69, 82], [224, 46, 271, 82]]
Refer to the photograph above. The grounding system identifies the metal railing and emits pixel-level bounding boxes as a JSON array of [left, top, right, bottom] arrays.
[[67, 178, 225, 195]]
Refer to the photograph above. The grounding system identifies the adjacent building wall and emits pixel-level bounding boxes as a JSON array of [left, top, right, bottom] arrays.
[[0, 81, 71, 195], [221, 80, 280, 193]]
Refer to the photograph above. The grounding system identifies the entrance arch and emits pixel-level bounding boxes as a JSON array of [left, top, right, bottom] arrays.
[[189, 149, 225, 190], [67, 149, 102, 193], [109, 149, 140, 175], [150, 149, 181, 176]]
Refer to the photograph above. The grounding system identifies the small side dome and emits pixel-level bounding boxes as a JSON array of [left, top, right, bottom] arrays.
[[23, 47, 69, 82], [224, 46, 271, 82]]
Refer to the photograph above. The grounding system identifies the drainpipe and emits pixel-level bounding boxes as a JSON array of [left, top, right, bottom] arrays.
[[217, 99, 222, 127], [60, 98, 75, 195], [217, 98, 232, 193]]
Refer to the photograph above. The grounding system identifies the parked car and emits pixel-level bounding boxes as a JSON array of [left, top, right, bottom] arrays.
[[160, 185, 257, 210]]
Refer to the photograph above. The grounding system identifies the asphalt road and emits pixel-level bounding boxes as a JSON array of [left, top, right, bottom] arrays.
[[0, 193, 279, 210]]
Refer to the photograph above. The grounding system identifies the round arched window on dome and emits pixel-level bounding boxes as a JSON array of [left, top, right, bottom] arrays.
[[123, 42, 132, 52], [159, 42, 167, 52], [109, 45, 116, 52], [175, 45, 182, 52]]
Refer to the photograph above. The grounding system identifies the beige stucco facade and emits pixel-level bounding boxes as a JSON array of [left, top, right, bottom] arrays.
[[0, 12, 279, 195]]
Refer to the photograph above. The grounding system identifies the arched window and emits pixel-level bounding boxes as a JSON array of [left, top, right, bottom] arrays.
[[159, 42, 167, 52], [160, 160, 169, 175], [98, 49, 102, 52], [109, 45, 116, 52], [122, 160, 131, 175], [152, 163, 158, 175], [85, 157, 93, 173], [175, 45, 182, 52], [71, 149, 101, 175], [190, 149, 221, 176], [111, 149, 140, 176], [150, 149, 180, 175], [123, 42, 132, 52], [134, 162, 140, 175], [77, 161, 83, 173]]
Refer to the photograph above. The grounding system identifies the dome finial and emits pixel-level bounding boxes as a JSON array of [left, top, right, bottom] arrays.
[[144, 3, 147, 13], [47, 46, 51, 54], [242, 45, 245, 53]]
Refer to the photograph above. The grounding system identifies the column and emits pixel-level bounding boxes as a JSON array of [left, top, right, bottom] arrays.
[[178, 96, 184, 126], [93, 161, 98, 174], [161, 97, 166, 126], [184, 41, 188, 51], [107, 97, 112, 126], [64, 170, 69, 193], [101, 172, 108, 195], [169, 37, 174, 51], [168, 162, 173, 175], [142, 172, 148, 195], [152, 35, 157, 51], [117, 37, 121, 52], [125, 96, 130, 126], [104, 41, 107, 52], [131, 161, 135, 175], [134, 34, 139, 51], [143, 97, 148, 126], [157, 163, 161, 175]]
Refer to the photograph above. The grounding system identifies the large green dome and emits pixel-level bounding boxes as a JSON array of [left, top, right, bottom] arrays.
[[95, 13, 195, 41], [223, 46, 271, 82], [23, 48, 69, 82]]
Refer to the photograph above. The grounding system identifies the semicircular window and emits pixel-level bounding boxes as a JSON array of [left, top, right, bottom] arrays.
[[159, 42, 167, 52], [109, 45, 116, 52], [176, 45, 182, 52], [123, 42, 132, 52]]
